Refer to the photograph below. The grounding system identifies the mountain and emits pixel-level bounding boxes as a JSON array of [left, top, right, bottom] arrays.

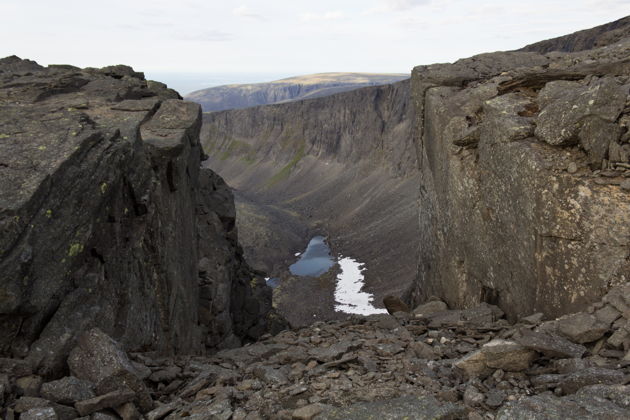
[[519, 15, 630, 53], [185, 72, 409, 111], [201, 18, 630, 324]]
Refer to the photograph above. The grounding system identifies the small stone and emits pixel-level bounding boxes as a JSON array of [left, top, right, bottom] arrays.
[[16, 375, 43, 397], [15, 397, 51, 413], [485, 390, 505, 408], [75, 389, 136, 417], [463, 386, 485, 407], [556, 313, 609, 344], [567, 162, 578, 174], [455, 339, 535, 378], [292, 403, 327, 419], [594, 305, 622, 326], [21, 408, 57, 420], [559, 367, 626, 395], [621, 179, 630, 191], [413, 300, 448, 316], [41, 376, 95, 404], [515, 329, 586, 359], [409, 341, 438, 360], [383, 296, 410, 314], [521, 313, 544, 325], [145, 399, 182, 420], [252, 366, 288, 385], [115, 402, 141, 420]]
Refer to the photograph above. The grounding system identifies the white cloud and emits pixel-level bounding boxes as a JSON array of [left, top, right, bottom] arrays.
[[365, 0, 431, 14], [300, 11, 346, 22], [232, 5, 264, 20]]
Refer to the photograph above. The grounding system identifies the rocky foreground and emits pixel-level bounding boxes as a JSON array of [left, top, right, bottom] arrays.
[[3, 282, 630, 419]]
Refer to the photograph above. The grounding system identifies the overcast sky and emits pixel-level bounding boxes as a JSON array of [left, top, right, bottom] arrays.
[[1, 0, 629, 90]]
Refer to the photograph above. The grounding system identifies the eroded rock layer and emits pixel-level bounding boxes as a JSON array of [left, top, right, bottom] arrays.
[[411, 39, 630, 319], [202, 80, 420, 323], [0, 56, 280, 378]]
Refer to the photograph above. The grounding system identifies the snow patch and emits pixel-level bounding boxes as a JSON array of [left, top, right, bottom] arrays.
[[334, 256, 388, 315]]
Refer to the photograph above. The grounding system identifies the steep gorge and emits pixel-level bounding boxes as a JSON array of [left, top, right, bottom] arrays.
[[202, 79, 420, 324], [201, 19, 630, 324]]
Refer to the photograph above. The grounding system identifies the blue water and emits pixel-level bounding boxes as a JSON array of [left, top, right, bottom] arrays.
[[266, 277, 281, 289], [289, 236, 334, 277]]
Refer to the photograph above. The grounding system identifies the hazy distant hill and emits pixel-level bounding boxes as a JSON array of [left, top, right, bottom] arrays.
[[185, 72, 409, 112]]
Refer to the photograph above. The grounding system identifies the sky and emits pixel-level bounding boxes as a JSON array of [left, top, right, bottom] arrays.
[[1, 0, 629, 93]]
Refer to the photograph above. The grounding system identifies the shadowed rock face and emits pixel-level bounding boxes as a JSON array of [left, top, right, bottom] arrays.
[[410, 40, 630, 319], [0, 57, 281, 377]]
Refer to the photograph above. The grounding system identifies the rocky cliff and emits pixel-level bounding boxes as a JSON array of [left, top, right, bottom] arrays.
[[411, 39, 630, 320], [519, 15, 630, 53], [0, 56, 281, 378], [202, 19, 630, 324], [202, 79, 420, 324], [186, 73, 409, 112]]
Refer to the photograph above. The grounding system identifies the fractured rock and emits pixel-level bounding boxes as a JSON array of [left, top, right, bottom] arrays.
[[75, 389, 136, 417], [515, 329, 587, 358], [556, 313, 609, 344], [456, 339, 536, 378], [41, 376, 95, 404]]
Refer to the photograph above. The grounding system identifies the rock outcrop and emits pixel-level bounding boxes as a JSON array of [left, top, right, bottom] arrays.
[[519, 15, 630, 53], [411, 38, 630, 319], [185, 73, 409, 112], [0, 56, 281, 378]]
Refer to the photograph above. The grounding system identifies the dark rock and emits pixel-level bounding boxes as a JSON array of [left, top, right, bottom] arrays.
[[21, 408, 57, 420], [515, 329, 587, 358], [41, 376, 95, 404], [0, 358, 33, 377], [95, 370, 153, 414], [145, 400, 182, 420], [67, 328, 138, 385], [308, 340, 359, 362], [252, 366, 288, 385], [485, 390, 505, 408], [556, 313, 610, 344], [114, 402, 141, 420], [148, 366, 181, 383], [413, 300, 448, 316], [15, 397, 52, 413], [463, 385, 484, 406], [559, 367, 627, 395], [16, 375, 43, 397], [316, 395, 466, 419], [75, 389, 136, 417], [382, 296, 410, 314], [455, 339, 536, 378], [0, 58, 278, 373]]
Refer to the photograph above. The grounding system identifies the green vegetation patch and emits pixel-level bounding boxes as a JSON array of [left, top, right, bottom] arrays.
[[219, 138, 256, 162], [265, 144, 305, 188]]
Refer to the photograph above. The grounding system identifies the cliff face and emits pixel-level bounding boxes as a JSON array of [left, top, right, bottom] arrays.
[[202, 80, 420, 321], [0, 56, 279, 377], [201, 21, 630, 324], [186, 73, 409, 112], [519, 16, 630, 53], [411, 40, 630, 319]]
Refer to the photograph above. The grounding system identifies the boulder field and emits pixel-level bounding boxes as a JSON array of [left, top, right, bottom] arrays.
[[4, 282, 630, 419]]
